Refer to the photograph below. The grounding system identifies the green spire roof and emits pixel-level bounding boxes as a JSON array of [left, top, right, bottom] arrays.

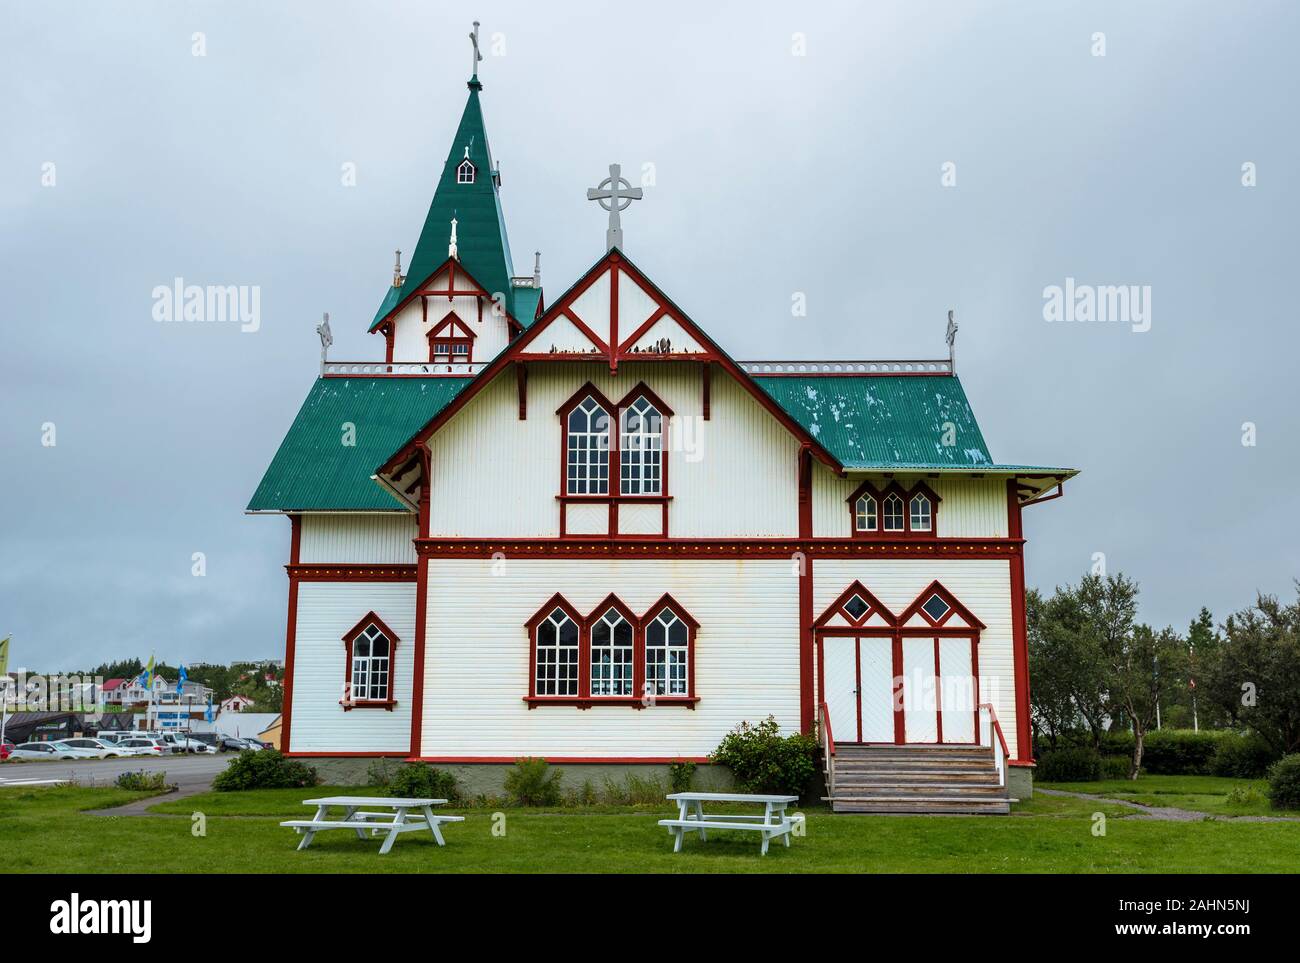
[[370, 78, 514, 332]]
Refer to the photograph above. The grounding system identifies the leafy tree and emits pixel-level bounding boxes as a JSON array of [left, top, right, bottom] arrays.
[[1028, 587, 1089, 748], [1201, 588, 1300, 755], [1104, 623, 1186, 778]]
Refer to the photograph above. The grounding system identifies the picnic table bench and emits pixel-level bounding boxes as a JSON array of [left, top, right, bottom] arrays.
[[658, 791, 801, 855], [280, 796, 464, 854]]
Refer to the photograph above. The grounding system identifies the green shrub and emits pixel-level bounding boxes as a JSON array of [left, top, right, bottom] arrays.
[[1101, 755, 1132, 780], [1211, 733, 1281, 779], [565, 780, 599, 807], [1267, 754, 1300, 810], [114, 770, 175, 793], [668, 761, 696, 794], [1225, 784, 1266, 809], [365, 758, 397, 787], [1140, 730, 1223, 775], [711, 716, 818, 797], [212, 749, 319, 792], [389, 763, 461, 804], [1037, 747, 1102, 782], [598, 772, 666, 806], [503, 757, 563, 806], [1098, 730, 1136, 756]]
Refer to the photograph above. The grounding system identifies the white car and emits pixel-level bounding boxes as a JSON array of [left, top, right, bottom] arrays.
[[8, 741, 101, 761], [177, 736, 216, 754], [116, 737, 168, 756], [59, 738, 122, 759]]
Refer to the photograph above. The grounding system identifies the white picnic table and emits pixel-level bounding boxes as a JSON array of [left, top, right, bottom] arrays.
[[658, 791, 801, 855], [280, 796, 464, 854]]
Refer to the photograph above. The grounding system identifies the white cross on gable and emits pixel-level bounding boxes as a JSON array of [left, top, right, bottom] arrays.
[[586, 163, 643, 251]]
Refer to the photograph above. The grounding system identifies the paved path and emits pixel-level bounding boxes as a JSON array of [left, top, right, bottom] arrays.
[[1036, 787, 1300, 823], [1, 753, 234, 815]]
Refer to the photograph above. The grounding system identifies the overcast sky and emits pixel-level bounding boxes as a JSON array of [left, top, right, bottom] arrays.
[[3, 1, 1297, 671]]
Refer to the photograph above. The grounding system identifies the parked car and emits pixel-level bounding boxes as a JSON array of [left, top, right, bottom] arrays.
[[178, 736, 216, 754], [116, 737, 168, 756], [220, 735, 251, 752], [186, 732, 223, 751], [158, 733, 190, 754], [59, 738, 121, 759], [110, 740, 158, 758], [9, 741, 101, 761]]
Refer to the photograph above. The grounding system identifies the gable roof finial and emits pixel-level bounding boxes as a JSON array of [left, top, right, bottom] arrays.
[[468, 20, 483, 87], [533, 251, 541, 287], [449, 216, 459, 259], [392, 250, 403, 287], [587, 163, 644, 251], [946, 309, 958, 374], [316, 312, 332, 376]]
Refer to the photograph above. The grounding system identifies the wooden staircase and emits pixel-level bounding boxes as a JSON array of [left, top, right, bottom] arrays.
[[823, 744, 1014, 814]]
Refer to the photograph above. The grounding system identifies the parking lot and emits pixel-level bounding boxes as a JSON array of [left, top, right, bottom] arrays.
[[0, 751, 234, 793]]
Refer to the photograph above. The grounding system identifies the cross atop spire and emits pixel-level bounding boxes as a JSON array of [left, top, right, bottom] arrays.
[[449, 216, 459, 259], [468, 20, 483, 86]]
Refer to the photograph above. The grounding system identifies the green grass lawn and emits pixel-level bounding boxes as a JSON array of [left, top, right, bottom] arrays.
[[2, 782, 1299, 873], [1038, 775, 1300, 818]]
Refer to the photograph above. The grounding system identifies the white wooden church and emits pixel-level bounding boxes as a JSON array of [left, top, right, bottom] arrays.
[[249, 41, 1076, 811]]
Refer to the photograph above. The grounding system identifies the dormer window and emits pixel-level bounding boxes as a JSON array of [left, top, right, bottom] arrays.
[[909, 494, 933, 532], [848, 480, 941, 538], [427, 313, 475, 364], [882, 493, 905, 531], [457, 159, 476, 184], [854, 493, 878, 532]]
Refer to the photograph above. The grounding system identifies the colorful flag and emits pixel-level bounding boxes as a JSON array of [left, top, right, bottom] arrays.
[[138, 654, 155, 690], [176, 664, 188, 694], [205, 693, 215, 723], [0, 636, 9, 677]]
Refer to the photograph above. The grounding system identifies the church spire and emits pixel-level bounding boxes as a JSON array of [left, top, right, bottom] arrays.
[[372, 25, 515, 333]]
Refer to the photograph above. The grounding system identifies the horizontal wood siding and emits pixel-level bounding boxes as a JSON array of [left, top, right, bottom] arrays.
[[299, 514, 418, 563], [419, 558, 800, 757], [812, 469, 1008, 539], [288, 582, 415, 753], [813, 558, 1019, 757], [424, 362, 800, 538]]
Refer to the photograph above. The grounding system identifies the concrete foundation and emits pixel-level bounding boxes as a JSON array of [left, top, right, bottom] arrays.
[[1007, 764, 1034, 801], [300, 757, 735, 800]]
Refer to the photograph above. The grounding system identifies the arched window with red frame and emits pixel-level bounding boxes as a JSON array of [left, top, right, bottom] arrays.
[[848, 480, 942, 538], [525, 593, 699, 707], [643, 596, 698, 701], [341, 612, 400, 710]]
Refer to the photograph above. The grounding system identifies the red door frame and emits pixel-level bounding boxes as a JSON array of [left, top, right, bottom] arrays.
[[816, 629, 980, 745]]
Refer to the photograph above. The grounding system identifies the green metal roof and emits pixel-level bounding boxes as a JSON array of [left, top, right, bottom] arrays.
[[512, 285, 543, 328], [370, 280, 406, 331], [370, 78, 515, 332], [755, 375, 1027, 471], [247, 377, 469, 512]]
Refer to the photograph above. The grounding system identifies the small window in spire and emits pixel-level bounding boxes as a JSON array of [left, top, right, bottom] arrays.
[[457, 159, 476, 184]]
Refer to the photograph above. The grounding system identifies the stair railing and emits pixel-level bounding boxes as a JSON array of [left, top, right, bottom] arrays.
[[977, 703, 1009, 790], [818, 702, 836, 797]]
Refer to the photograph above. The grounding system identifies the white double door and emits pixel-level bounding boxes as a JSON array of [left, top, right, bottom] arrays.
[[823, 635, 976, 744]]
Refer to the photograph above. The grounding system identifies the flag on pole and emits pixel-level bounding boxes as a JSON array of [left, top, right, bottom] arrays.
[[0, 636, 10, 677], [141, 654, 155, 689], [176, 664, 188, 694], [205, 693, 215, 723]]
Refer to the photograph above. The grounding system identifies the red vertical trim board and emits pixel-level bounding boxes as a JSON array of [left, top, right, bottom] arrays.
[[280, 514, 302, 754], [409, 456, 432, 757], [609, 261, 620, 374], [798, 446, 814, 733], [1007, 478, 1032, 762]]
